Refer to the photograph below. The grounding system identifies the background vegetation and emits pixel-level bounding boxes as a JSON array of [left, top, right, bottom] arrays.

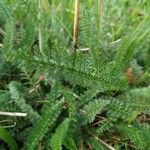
[[0, 0, 150, 149]]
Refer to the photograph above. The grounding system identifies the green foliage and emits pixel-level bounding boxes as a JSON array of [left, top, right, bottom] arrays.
[[116, 123, 150, 150], [80, 99, 110, 125], [25, 100, 64, 150], [88, 138, 106, 150], [0, 126, 18, 150], [8, 81, 40, 124], [0, 56, 10, 79], [50, 118, 71, 150], [0, 0, 149, 149], [63, 134, 78, 150]]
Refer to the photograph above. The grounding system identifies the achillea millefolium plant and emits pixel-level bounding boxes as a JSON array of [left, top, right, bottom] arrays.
[[0, 0, 150, 149]]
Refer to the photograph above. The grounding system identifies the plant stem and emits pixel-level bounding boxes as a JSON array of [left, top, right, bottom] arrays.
[[87, 129, 116, 150], [73, 0, 80, 49], [0, 112, 27, 117], [38, 0, 44, 56]]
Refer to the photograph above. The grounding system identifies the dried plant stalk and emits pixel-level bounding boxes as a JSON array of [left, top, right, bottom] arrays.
[[73, 0, 80, 49], [0, 112, 27, 117]]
